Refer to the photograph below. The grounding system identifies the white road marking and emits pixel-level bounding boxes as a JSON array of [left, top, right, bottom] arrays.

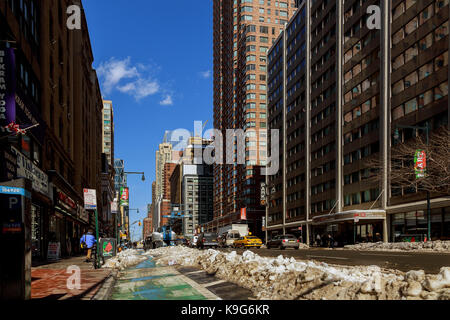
[[359, 253, 410, 257], [306, 255, 349, 260], [204, 280, 227, 288], [184, 270, 206, 275]]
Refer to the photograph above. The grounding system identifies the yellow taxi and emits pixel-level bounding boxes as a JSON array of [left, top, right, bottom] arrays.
[[233, 233, 263, 249]]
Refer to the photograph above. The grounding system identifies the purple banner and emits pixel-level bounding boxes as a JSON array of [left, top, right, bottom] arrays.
[[0, 48, 16, 129]]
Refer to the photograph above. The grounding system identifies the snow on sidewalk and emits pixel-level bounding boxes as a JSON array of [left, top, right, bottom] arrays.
[[144, 246, 450, 300], [102, 249, 147, 270], [344, 241, 450, 252]]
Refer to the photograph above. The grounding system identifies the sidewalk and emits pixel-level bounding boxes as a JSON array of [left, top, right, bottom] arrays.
[[32, 255, 113, 300]]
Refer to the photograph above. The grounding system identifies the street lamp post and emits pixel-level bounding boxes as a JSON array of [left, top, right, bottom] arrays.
[[394, 123, 430, 241]]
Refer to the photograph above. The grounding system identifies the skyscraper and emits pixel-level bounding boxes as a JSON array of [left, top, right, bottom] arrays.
[[102, 100, 114, 166], [211, 0, 298, 236], [267, 0, 450, 244]]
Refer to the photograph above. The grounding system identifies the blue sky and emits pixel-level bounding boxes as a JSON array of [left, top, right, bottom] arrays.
[[83, 0, 213, 240]]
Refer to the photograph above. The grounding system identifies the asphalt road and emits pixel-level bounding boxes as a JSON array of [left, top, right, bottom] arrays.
[[216, 247, 450, 274]]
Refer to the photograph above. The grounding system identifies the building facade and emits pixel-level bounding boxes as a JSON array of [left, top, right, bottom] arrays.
[[0, 0, 106, 260], [100, 100, 115, 236], [211, 0, 299, 238], [267, 0, 450, 244]]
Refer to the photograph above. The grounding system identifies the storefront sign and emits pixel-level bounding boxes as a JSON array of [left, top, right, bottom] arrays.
[[313, 210, 386, 225], [0, 48, 16, 130], [11, 147, 49, 197], [0, 149, 17, 181], [2, 222, 22, 234], [57, 189, 77, 212], [260, 182, 266, 205], [414, 150, 426, 179], [240, 207, 247, 220], [83, 188, 97, 210], [77, 205, 89, 223], [47, 242, 61, 261], [120, 187, 129, 206], [111, 200, 118, 214]]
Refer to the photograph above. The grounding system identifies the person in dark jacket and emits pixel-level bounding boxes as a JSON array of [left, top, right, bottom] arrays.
[[80, 229, 96, 262]]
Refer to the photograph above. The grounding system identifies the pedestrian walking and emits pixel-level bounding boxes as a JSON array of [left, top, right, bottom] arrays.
[[327, 233, 334, 248], [80, 229, 96, 262], [316, 234, 321, 247]]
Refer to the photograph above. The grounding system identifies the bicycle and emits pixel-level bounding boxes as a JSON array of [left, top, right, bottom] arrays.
[[91, 244, 104, 269]]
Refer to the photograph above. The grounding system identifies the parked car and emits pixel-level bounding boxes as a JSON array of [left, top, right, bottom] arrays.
[[267, 234, 300, 250], [197, 232, 219, 249], [233, 235, 262, 248]]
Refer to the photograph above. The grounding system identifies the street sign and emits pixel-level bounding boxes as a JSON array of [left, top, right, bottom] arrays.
[[414, 150, 426, 179], [120, 187, 129, 206], [83, 188, 97, 210], [260, 182, 266, 205]]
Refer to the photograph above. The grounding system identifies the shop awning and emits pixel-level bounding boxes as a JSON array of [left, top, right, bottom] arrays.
[[312, 210, 386, 225]]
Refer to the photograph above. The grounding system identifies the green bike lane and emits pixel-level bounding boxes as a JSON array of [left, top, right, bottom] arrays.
[[109, 253, 254, 300]]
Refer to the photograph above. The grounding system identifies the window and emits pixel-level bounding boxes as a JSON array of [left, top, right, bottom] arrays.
[[405, 98, 418, 114]]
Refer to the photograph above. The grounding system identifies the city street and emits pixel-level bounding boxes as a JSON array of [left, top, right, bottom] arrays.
[[218, 248, 450, 274]]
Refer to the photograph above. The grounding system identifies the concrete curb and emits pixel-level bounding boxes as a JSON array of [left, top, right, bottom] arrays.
[[92, 269, 118, 300]]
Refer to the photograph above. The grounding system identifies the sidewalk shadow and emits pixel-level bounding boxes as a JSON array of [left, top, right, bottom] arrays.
[[65, 274, 110, 300]]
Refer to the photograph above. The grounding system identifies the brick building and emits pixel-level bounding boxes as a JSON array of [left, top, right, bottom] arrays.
[[0, 0, 107, 260], [210, 0, 299, 238]]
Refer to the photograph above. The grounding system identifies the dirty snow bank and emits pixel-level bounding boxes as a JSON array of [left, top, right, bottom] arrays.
[[344, 241, 450, 252], [145, 246, 450, 300], [102, 249, 147, 270]]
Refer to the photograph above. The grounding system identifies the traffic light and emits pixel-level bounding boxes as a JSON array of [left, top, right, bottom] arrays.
[[138, 221, 141, 226]]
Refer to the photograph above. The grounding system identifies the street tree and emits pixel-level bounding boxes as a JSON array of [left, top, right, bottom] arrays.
[[366, 127, 450, 195]]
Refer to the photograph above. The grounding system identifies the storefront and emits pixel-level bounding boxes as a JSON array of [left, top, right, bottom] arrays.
[[312, 210, 387, 246], [11, 146, 51, 261], [390, 207, 450, 242], [53, 187, 87, 258]]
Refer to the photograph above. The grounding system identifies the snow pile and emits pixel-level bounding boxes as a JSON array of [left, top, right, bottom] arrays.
[[344, 241, 450, 252], [102, 249, 147, 270], [146, 246, 450, 300]]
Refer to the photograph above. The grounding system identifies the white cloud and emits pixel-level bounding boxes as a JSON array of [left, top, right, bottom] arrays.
[[199, 70, 211, 79], [159, 94, 173, 106], [97, 57, 168, 102], [97, 57, 139, 94]]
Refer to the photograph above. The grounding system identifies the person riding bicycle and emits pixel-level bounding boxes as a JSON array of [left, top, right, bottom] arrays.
[[80, 228, 97, 262]]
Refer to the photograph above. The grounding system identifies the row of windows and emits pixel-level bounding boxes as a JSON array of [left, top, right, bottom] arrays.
[[312, 142, 335, 160], [344, 168, 378, 185], [344, 189, 380, 206], [311, 199, 335, 214], [392, 1, 448, 47], [393, 21, 448, 72], [344, 142, 380, 165], [344, 72, 379, 104], [344, 49, 378, 84], [344, 30, 379, 65], [344, 119, 379, 145], [392, 81, 448, 121], [344, 95, 379, 125], [311, 179, 336, 196], [312, 26, 336, 57], [393, 52, 448, 96], [311, 160, 336, 177], [311, 124, 333, 144]]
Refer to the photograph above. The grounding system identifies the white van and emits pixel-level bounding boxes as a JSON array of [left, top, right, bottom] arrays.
[[221, 231, 241, 247]]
